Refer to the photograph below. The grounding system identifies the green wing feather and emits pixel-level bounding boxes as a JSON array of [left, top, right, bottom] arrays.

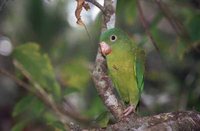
[[134, 48, 145, 94]]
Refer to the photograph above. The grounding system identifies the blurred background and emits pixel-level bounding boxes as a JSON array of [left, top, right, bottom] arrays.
[[0, 0, 200, 130]]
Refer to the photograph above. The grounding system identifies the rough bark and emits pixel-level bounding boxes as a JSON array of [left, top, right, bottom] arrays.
[[91, 0, 124, 120], [70, 111, 200, 131], [105, 111, 200, 131]]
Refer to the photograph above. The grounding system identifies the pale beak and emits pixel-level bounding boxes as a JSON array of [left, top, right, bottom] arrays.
[[99, 41, 112, 56]]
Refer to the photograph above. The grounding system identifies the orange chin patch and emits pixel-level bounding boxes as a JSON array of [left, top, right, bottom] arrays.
[[99, 41, 112, 56]]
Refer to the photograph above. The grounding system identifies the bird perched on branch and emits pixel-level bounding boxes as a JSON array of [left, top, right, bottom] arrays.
[[99, 28, 145, 116]]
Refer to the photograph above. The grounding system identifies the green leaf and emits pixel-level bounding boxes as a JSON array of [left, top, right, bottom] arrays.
[[117, 0, 137, 26], [60, 57, 90, 90], [13, 95, 45, 118], [84, 97, 106, 117], [12, 43, 61, 99], [12, 95, 33, 117], [43, 112, 66, 131], [30, 97, 46, 117], [187, 14, 200, 41], [94, 112, 109, 128], [11, 120, 28, 131], [43, 112, 58, 123]]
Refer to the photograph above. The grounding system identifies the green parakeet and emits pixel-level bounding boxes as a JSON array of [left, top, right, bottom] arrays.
[[99, 28, 145, 116]]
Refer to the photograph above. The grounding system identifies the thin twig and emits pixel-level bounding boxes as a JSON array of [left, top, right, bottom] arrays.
[[0, 67, 71, 129], [136, 0, 160, 53], [154, 0, 190, 41], [0, 67, 31, 92], [0, 66, 91, 129], [85, 0, 105, 13], [13, 60, 92, 125]]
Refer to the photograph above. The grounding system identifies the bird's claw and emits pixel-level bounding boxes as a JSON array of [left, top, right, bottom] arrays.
[[123, 105, 135, 117]]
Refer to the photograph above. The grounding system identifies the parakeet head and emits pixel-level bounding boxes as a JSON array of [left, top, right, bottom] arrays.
[[99, 28, 131, 56]]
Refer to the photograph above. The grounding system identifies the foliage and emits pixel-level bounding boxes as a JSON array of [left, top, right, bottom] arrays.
[[59, 57, 90, 90], [12, 43, 63, 130], [13, 43, 61, 99], [0, 0, 200, 130]]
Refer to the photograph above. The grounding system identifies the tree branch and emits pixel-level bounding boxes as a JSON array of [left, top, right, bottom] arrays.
[[92, 0, 124, 120], [0, 66, 91, 130], [103, 111, 200, 130], [136, 0, 160, 53], [70, 111, 200, 130]]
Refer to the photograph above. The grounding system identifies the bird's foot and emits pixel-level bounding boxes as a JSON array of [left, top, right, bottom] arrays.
[[123, 105, 135, 117]]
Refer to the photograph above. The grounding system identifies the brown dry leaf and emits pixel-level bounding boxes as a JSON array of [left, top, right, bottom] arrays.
[[83, 3, 90, 11], [75, 0, 90, 25]]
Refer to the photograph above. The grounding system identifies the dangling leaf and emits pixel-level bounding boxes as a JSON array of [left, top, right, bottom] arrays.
[[75, 0, 90, 25], [12, 95, 33, 117], [12, 43, 61, 99]]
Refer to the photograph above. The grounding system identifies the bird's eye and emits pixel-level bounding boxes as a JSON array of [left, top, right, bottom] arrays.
[[110, 35, 117, 42]]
